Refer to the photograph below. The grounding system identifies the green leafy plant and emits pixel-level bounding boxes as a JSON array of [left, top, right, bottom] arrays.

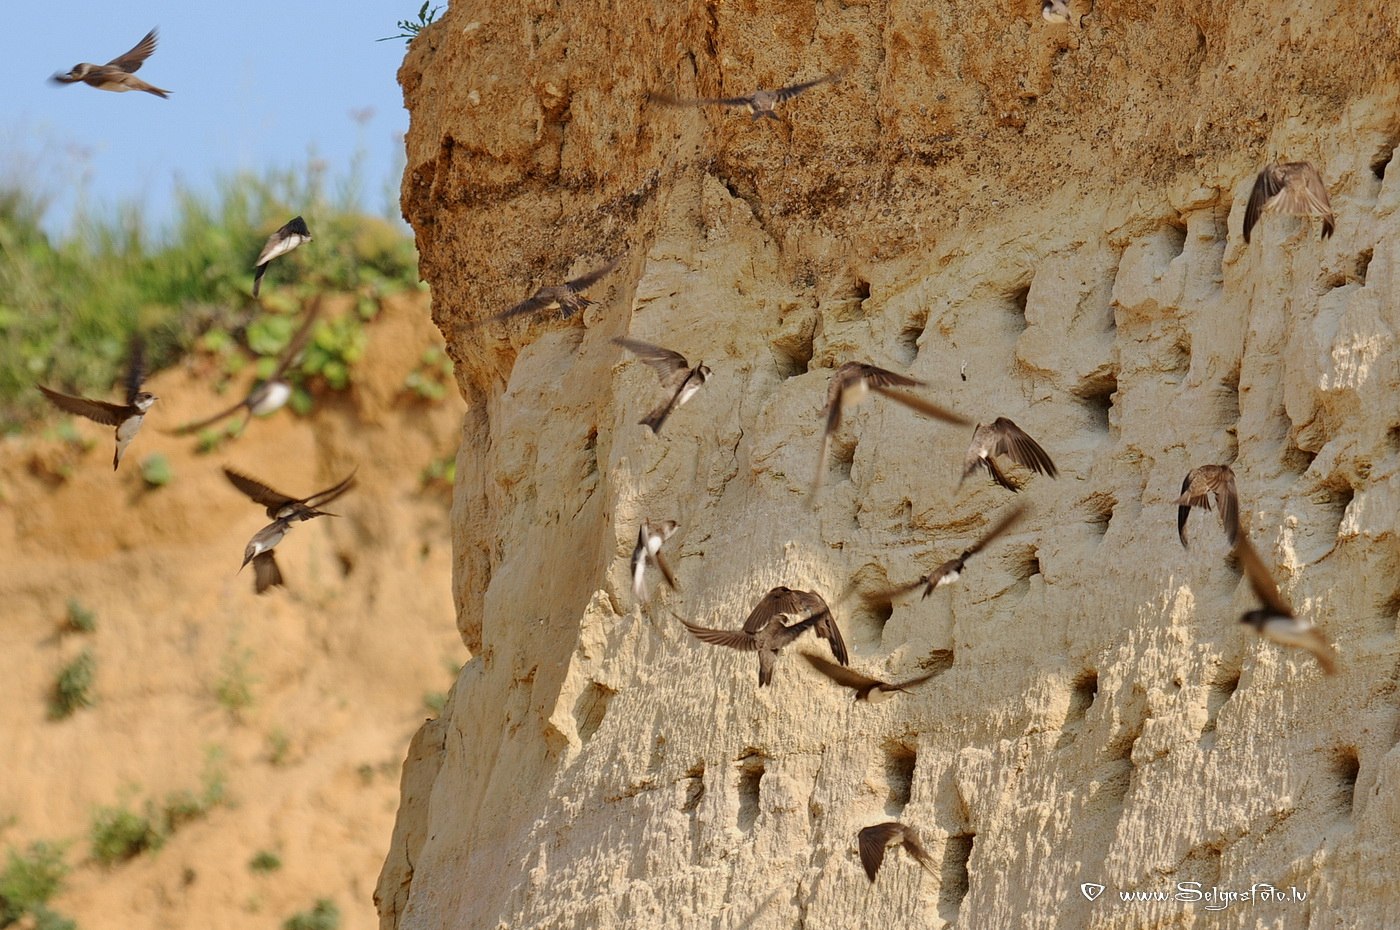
[[89, 803, 162, 866], [378, 3, 442, 43], [423, 692, 448, 716], [49, 650, 95, 720], [63, 599, 96, 634], [283, 898, 340, 930], [420, 454, 456, 490], [249, 850, 282, 874], [404, 346, 454, 401], [139, 453, 173, 488], [0, 841, 72, 928], [266, 728, 292, 767]]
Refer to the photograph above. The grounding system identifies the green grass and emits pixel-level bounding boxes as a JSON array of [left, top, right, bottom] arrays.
[[48, 650, 95, 720], [1, 160, 422, 433], [62, 599, 96, 634], [378, 2, 442, 43], [90, 752, 228, 866], [0, 841, 72, 928], [283, 898, 340, 930], [214, 643, 257, 717]]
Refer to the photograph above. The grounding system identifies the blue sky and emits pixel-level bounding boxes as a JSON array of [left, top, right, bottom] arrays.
[[1, 2, 422, 237]]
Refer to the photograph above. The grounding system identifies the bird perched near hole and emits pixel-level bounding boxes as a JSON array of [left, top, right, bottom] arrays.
[[811, 362, 970, 503], [1176, 464, 1238, 548], [478, 257, 621, 326], [1242, 162, 1334, 243], [252, 216, 313, 297], [611, 337, 710, 434], [960, 418, 1058, 492], [1234, 530, 1339, 675], [858, 823, 936, 882], [865, 505, 1027, 605], [171, 306, 320, 436], [676, 586, 847, 687], [37, 337, 156, 470], [630, 519, 679, 605], [801, 654, 939, 703], [51, 28, 170, 98], [650, 71, 845, 121]]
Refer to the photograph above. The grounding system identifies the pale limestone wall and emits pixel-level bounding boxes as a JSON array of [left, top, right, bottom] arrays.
[[380, 2, 1400, 927]]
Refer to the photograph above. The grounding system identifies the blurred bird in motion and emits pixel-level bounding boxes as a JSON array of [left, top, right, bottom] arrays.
[[51, 28, 171, 98]]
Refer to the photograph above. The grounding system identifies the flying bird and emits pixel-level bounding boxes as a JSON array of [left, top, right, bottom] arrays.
[[676, 586, 847, 686], [240, 518, 295, 594], [1242, 162, 1334, 243], [1176, 465, 1239, 548], [612, 337, 710, 433], [812, 362, 970, 502], [1041, 0, 1073, 24], [960, 417, 1057, 492], [171, 307, 321, 435], [801, 654, 938, 703], [630, 519, 679, 604], [857, 823, 937, 883], [866, 505, 1027, 605], [651, 71, 845, 121], [223, 467, 357, 522], [480, 257, 621, 326], [1234, 531, 1339, 675], [253, 216, 313, 297], [51, 28, 170, 98], [37, 338, 156, 470]]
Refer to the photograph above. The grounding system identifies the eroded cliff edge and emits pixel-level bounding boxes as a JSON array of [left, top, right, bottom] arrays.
[[379, 2, 1400, 927]]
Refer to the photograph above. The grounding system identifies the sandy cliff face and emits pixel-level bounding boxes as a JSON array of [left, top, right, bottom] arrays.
[[382, 2, 1400, 927]]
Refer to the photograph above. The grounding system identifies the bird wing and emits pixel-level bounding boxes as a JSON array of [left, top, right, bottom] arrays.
[[901, 831, 937, 875], [744, 587, 827, 634], [266, 304, 323, 382], [1176, 470, 1202, 547], [990, 417, 1058, 477], [223, 467, 295, 510], [124, 336, 148, 404], [107, 28, 158, 73], [1275, 163, 1334, 234], [800, 653, 884, 691], [1243, 166, 1283, 243], [612, 337, 691, 382], [172, 398, 248, 435], [1300, 627, 1339, 676], [965, 504, 1028, 557], [566, 256, 621, 291], [303, 470, 357, 509], [652, 549, 679, 591], [1215, 468, 1240, 546], [890, 670, 940, 691], [1234, 533, 1294, 618], [679, 617, 757, 651], [859, 577, 927, 608], [37, 386, 129, 427], [858, 823, 903, 882], [252, 551, 284, 595], [872, 387, 971, 426], [648, 91, 752, 108], [854, 363, 925, 391], [483, 292, 550, 325], [811, 610, 850, 666], [774, 70, 845, 103]]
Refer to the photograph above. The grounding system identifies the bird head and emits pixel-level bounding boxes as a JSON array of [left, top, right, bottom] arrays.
[[134, 392, 158, 411]]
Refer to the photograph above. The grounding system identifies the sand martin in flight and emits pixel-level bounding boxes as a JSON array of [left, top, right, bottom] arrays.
[[857, 823, 937, 883], [651, 71, 845, 120], [1176, 464, 1239, 548], [172, 306, 320, 435], [630, 519, 679, 604], [811, 362, 970, 502], [960, 418, 1058, 492], [867, 505, 1027, 605], [612, 337, 710, 433], [38, 337, 156, 470], [223, 466, 357, 522], [479, 256, 621, 326], [1243, 162, 1334, 243], [676, 586, 848, 687], [51, 28, 170, 98], [801, 654, 939, 703], [252, 216, 312, 297], [1234, 530, 1339, 675]]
